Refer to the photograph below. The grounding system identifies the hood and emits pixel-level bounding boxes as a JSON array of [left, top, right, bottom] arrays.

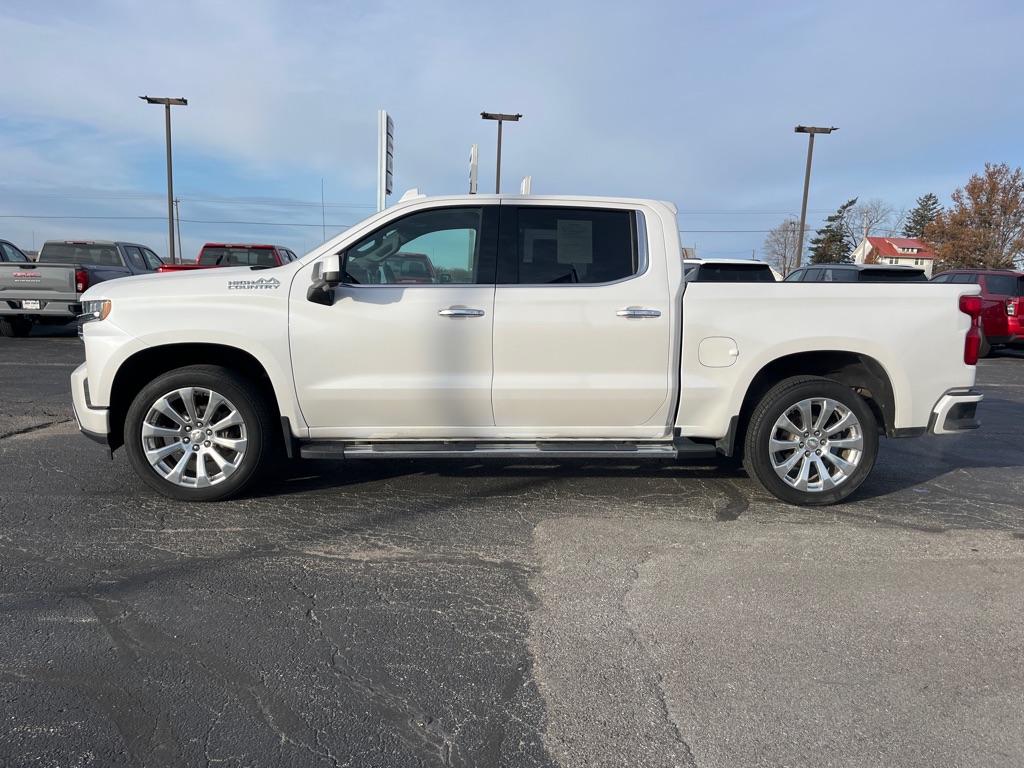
[[80, 265, 279, 302]]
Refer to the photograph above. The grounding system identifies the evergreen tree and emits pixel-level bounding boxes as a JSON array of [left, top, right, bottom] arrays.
[[902, 193, 941, 238], [808, 198, 858, 264]]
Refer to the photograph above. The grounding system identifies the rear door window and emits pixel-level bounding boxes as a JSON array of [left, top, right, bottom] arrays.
[[142, 248, 164, 269], [123, 246, 146, 271], [822, 268, 858, 282], [798, 268, 822, 282], [499, 206, 637, 284], [984, 275, 1018, 295]]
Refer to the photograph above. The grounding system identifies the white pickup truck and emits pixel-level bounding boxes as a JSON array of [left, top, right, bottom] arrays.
[[71, 192, 984, 506]]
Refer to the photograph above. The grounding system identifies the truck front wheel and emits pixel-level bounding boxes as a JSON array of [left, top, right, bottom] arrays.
[[743, 376, 878, 506], [124, 366, 274, 501]]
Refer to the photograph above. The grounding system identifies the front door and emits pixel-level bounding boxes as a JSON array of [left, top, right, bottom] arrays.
[[289, 205, 500, 438]]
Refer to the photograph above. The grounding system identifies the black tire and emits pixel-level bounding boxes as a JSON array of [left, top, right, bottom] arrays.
[[0, 317, 33, 338], [978, 328, 993, 359], [742, 376, 879, 506], [124, 365, 275, 501]]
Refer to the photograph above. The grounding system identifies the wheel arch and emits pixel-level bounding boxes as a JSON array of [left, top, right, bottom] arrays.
[[108, 343, 281, 452], [732, 351, 895, 452]]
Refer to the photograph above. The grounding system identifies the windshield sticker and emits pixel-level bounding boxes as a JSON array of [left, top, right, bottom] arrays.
[[227, 277, 281, 291]]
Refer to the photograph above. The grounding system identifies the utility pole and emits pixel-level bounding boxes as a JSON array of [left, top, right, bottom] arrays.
[[481, 112, 522, 193], [794, 125, 838, 268], [173, 198, 183, 262], [140, 96, 187, 263]]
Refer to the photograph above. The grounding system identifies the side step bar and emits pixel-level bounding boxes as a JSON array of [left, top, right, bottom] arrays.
[[298, 439, 718, 461]]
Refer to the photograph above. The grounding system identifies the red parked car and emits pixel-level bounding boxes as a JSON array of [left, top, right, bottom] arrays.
[[932, 268, 1024, 355]]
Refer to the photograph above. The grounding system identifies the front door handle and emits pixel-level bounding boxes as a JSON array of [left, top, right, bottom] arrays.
[[438, 308, 486, 318], [616, 308, 661, 319]]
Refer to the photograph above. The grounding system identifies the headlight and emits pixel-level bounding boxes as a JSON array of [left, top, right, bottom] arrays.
[[79, 299, 112, 323]]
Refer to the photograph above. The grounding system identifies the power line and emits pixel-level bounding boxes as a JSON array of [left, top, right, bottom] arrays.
[[0, 191, 376, 210], [0, 213, 355, 229]]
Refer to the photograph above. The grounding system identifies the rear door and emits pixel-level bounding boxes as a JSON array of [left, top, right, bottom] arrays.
[[490, 203, 675, 437]]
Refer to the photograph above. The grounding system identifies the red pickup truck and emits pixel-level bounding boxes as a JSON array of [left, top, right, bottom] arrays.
[[157, 243, 299, 272]]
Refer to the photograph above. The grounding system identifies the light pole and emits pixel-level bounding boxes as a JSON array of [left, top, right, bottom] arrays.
[[794, 125, 838, 267], [141, 96, 187, 263], [481, 112, 521, 194]]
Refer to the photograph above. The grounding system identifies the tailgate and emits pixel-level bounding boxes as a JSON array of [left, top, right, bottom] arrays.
[[0, 263, 78, 303]]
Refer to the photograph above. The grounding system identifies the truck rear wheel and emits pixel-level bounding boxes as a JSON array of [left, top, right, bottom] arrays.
[[124, 365, 274, 501], [0, 317, 33, 337], [743, 376, 878, 506]]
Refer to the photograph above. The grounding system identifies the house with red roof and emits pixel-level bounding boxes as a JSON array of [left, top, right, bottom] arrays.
[[851, 237, 936, 278]]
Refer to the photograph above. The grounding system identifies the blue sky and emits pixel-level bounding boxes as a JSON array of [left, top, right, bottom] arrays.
[[2, 0, 1023, 261]]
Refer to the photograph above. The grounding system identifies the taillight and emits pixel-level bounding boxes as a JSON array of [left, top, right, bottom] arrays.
[[959, 295, 983, 365], [1006, 298, 1018, 317], [76, 268, 90, 293]]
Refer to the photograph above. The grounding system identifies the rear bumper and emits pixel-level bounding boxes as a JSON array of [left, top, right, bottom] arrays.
[[1, 300, 81, 319], [70, 363, 111, 448], [928, 388, 983, 435]]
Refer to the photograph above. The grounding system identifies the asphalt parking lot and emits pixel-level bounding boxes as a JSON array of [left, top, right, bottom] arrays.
[[2, 326, 1023, 767]]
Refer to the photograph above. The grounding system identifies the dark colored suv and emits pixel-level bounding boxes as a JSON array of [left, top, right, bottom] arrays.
[[683, 259, 778, 282], [931, 268, 1024, 354], [784, 263, 928, 282]]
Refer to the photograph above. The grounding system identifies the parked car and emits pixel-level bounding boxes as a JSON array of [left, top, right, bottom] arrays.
[[784, 263, 928, 282], [157, 243, 299, 272], [931, 268, 1024, 355], [684, 258, 779, 282], [0, 239, 31, 263], [0, 240, 163, 337]]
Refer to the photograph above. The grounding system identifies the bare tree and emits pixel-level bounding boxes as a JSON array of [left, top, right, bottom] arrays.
[[848, 198, 901, 242], [763, 218, 803, 276]]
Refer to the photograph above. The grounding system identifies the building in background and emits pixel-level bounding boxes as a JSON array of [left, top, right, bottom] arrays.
[[851, 237, 936, 278]]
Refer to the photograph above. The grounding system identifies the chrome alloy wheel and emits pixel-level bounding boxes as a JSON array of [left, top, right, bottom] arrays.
[[140, 386, 249, 488], [768, 396, 865, 493]]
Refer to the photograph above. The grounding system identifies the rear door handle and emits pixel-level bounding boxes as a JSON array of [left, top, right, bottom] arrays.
[[438, 308, 486, 318], [616, 308, 661, 319]]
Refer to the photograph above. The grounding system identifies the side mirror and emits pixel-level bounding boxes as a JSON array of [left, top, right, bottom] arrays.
[[307, 254, 343, 306], [318, 254, 343, 284]]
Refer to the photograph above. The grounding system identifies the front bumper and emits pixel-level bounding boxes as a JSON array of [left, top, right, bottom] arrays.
[[71, 363, 111, 449], [928, 388, 983, 435]]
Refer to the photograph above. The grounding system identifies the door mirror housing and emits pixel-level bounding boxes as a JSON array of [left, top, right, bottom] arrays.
[[307, 254, 343, 306]]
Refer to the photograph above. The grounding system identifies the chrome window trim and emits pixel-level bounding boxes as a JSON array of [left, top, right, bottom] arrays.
[[636, 210, 649, 278]]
